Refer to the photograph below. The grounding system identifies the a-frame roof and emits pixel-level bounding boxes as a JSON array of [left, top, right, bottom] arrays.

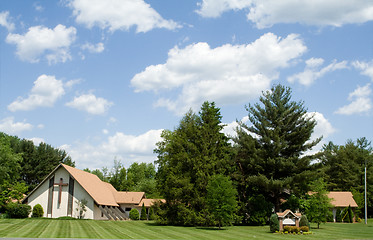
[[62, 164, 118, 206], [23, 163, 149, 207]]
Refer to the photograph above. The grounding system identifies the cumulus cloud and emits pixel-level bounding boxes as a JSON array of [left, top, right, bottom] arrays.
[[6, 24, 76, 64], [66, 93, 113, 115], [0, 117, 33, 135], [8, 75, 65, 112], [68, 0, 181, 33], [196, 0, 373, 28], [132, 33, 306, 115], [0, 11, 15, 31], [335, 84, 372, 115], [61, 129, 163, 169], [288, 58, 348, 86], [353, 60, 373, 81], [81, 42, 104, 53]]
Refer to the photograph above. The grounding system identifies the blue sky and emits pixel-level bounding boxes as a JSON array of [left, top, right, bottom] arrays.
[[1, 0, 372, 170]]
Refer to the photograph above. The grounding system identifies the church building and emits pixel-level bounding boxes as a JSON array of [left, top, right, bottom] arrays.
[[22, 163, 162, 220]]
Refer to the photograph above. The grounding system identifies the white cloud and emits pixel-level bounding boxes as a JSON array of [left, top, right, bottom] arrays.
[[132, 33, 307, 115], [61, 129, 163, 169], [68, 0, 181, 33], [8, 75, 65, 112], [288, 58, 348, 86], [196, 0, 251, 18], [66, 93, 113, 115], [196, 0, 373, 28], [0, 11, 15, 31], [335, 84, 372, 115], [29, 137, 44, 146], [81, 42, 104, 53], [221, 116, 249, 138], [304, 112, 336, 155], [353, 60, 373, 81], [6, 24, 76, 64], [0, 117, 33, 135]]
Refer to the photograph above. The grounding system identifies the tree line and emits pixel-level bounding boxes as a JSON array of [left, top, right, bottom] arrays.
[[1, 84, 372, 226], [0, 133, 74, 212], [154, 84, 373, 227]]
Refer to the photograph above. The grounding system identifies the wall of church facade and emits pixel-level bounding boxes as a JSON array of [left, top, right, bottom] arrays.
[[52, 167, 70, 218], [72, 179, 94, 219], [27, 177, 49, 217]]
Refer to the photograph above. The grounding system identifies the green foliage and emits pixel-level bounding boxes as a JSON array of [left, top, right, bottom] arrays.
[[140, 203, 147, 220], [299, 214, 310, 229], [0, 181, 28, 212], [31, 204, 44, 218], [233, 84, 321, 219], [5, 202, 31, 218], [129, 208, 139, 220], [335, 208, 342, 222], [341, 206, 354, 223], [0, 132, 75, 192], [0, 136, 22, 185], [148, 207, 156, 220], [155, 102, 233, 226], [269, 214, 279, 232], [305, 178, 333, 228], [283, 226, 300, 233], [206, 175, 237, 229], [246, 194, 272, 226], [321, 138, 373, 216]]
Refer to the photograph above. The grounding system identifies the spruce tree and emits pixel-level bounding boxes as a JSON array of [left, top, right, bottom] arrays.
[[155, 101, 233, 226], [140, 203, 147, 220]]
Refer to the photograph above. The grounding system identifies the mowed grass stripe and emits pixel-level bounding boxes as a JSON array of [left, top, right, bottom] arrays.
[[15, 219, 52, 238], [0, 219, 372, 239], [90, 220, 127, 239], [110, 221, 152, 239]]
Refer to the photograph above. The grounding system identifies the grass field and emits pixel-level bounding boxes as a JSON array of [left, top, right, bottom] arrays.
[[0, 218, 372, 239]]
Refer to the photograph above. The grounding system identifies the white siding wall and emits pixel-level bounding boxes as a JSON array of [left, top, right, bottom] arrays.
[[26, 167, 96, 219], [72, 180, 94, 219], [27, 177, 49, 217]]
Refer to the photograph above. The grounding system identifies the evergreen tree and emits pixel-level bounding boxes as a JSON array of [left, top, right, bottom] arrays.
[[321, 138, 373, 216], [140, 203, 147, 220], [155, 102, 233, 226], [233, 84, 321, 219]]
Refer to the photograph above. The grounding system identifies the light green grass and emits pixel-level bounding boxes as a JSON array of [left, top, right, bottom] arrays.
[[0, 219, 372, 239]]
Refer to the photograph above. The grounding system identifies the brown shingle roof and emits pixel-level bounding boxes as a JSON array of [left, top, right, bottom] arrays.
[[62, 164, 118, 206], [139, 198, 166, 207], [328, 191, 358, 208]]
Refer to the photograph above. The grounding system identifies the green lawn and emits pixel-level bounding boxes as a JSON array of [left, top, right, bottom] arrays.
[[0, 219, 372, 239]]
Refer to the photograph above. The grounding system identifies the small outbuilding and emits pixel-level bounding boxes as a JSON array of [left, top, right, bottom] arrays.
[[276, 209, 302, 231], [328, 191, 358, 222]]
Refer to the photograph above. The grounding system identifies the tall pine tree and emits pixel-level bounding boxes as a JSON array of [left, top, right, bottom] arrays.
[[233, 84, 321, 218]]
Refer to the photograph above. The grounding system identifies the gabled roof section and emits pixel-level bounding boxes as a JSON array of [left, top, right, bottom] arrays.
[[61, 164, 118, 206], [139, 198, 166, 207], [276, 209, 301, 218], [328, 191, 358, 208], [115, 192, 145, 204]]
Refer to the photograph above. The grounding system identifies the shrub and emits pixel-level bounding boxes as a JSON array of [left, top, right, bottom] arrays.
[[129, 208, 139, 220], [347, 205, 353, 223], [140, 203, 147, 220], [336, 208, 342, 222], [5, 202, 31, 218], [299, 214, 310, 229], [31, 204, 44, 218], [300, 226, 309, 232], [269, 214, 279, 233], [283, 226, 301, 234], [148, 207, 156, 220]]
